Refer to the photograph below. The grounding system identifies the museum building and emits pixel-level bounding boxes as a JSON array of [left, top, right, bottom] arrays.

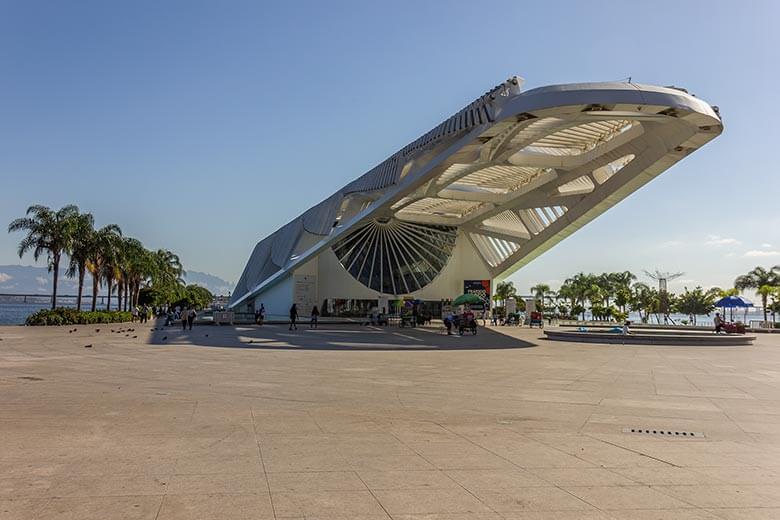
[[229, 77, 722, 318]]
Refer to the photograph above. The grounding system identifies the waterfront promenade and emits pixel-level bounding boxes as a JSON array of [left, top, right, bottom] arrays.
[[2, 323, 780, 519]]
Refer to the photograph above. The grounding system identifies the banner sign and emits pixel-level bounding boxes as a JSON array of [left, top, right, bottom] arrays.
[[463, 280, 490, 310]]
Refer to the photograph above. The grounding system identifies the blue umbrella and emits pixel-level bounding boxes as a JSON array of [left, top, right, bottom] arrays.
[[714, 295, 753, 322], [714, 295, 753, 308]]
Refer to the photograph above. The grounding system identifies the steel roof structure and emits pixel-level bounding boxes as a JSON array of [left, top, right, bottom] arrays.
[[230, 77, 722, 309]]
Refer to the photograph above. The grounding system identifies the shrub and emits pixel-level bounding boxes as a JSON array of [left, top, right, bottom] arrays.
[[25, 308, 133, 326]]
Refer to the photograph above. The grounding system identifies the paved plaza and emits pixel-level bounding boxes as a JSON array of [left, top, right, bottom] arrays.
[[2, 323, 780, 519]]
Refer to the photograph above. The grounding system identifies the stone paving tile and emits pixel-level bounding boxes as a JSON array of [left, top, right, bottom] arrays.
[[36, 495, 163, 520], [47, 474, 170, 497], [605, 509, 722, 519], [470, 487, 595, 512], [271, 490, 389, 518], [358, 470, 460, 490], [372, 488, 494, 515], [444, 468, 548, 489], [267, 470, 367, 492], [498, 512, 616, 520], [562, 485, 691, 510], [705, 508, 780, 519], [345, 454, 436, 471], [525, 467, 637, 487], [610, 466, 721, 486], [165, 473, 266, 495], [157, 493, 274, 520], [3, 325, 780, 519], [263, 452, 353, 472], [391, 514, 503, 520], [172, 454, 263, 475], [0, 476, 54, 499], [654, 484, 780, 508], [0, 498, 50, 520], [690, 466, 780, 485]]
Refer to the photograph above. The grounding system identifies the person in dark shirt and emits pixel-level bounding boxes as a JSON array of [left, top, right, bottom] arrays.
[[310, 305, 320, 329], [289, 304, 299, 331]]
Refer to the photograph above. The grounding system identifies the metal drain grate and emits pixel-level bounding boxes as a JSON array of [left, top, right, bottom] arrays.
[[623, 427, 704, 438]]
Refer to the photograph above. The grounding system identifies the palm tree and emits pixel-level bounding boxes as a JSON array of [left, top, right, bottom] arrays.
[[610, 271, 636, 312], [101, 232, 125, 311], [8, 204, 80, 309], [735, 266, 780, 322], [152, 249, 185, 288], [563, 272, 596, 319], [557, 282, 578, 318], [86, 224, 122, 311], [595, 273, 613, 306], [125, 241, 153, 309], [710, 287, 739, 298], [530, 283, 550, 310], [630, 282, 654, 323], [66, 212, 95, 311]]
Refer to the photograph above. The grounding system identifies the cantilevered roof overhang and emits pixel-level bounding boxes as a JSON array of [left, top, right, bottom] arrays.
[[230, 77, 722, 308]]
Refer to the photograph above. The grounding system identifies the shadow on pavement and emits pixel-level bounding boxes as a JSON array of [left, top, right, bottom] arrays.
[[146, 322, 537, 351]]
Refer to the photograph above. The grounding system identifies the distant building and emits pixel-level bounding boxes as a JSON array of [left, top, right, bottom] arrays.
[[230, 77, 722, 318]]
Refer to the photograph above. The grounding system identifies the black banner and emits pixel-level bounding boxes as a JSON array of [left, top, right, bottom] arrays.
[[463, 280, 490, 310]]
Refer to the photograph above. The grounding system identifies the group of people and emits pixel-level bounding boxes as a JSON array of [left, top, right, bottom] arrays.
[[443, 306, 478, 335], [132, 303, 199, 330], [287, 303, 319, 330], [253, 303, 321, 330], [161, 306, 197, 330], [131, 305, 152, 323]]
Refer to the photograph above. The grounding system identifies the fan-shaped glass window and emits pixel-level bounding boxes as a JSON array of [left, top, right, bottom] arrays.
[[332, 219, 457, 294]]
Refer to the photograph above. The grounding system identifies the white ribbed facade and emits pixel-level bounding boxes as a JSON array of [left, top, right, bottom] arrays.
[[230, 77, 723, 317]]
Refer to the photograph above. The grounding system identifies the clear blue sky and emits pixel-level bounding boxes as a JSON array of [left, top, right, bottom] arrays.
[[1, 0, 778, 294]]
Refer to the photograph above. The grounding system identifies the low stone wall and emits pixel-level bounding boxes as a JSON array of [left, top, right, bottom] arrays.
[[544, 328, 755, 346]]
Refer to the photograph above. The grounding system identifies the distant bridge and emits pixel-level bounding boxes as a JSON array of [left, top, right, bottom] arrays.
[[0, 293, 111, 305]]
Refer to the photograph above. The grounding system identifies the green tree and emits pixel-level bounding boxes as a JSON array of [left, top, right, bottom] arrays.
[[494, 280, 517, 307], [152, 249, 185, 289], [630, 282, 654, 323], [179, 285, 213, 309], [65, 212, 95, 311], [86, 224, 122, 312], [562, 272, 597, 319], [8, 204, 80, 309], [711, 286, 739, 298], [611, 271, 636, 313], [101, 230, 125, 311], [557, 281, 579, 318], [120, 238, 148, 310], [735, 266, 780, 323], [767, 288, 780, 325], [530, 283, 551, 311], [674, 286, 717, 325]]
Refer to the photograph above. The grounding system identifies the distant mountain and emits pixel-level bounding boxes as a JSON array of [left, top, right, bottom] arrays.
[[183, 271, 233, 296], [0, 265, 233, 296]]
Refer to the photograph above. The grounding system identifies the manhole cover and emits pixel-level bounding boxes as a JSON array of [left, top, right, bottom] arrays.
[[623, 427, 704, 438]]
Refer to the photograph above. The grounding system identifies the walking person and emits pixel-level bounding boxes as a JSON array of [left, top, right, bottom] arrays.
[[181, 307, 188, 331], [714, 312, 725, 334], [310, 305, 320, 329], [187, 307, 196, 330], [289, 303, 299, 331]]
